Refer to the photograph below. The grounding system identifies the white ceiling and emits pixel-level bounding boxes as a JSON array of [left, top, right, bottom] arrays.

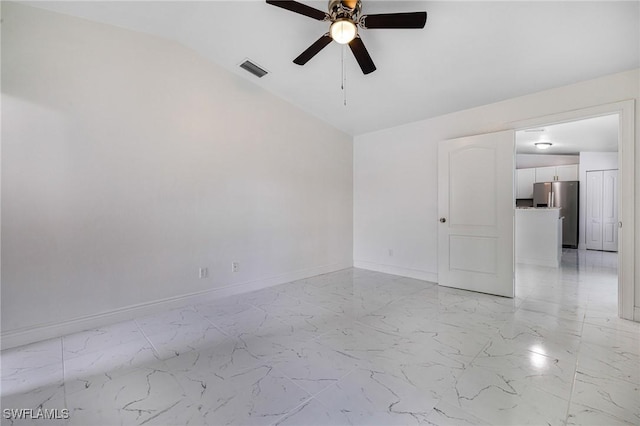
[[28, 1, 640, 136], [516, 114, 619, 155]]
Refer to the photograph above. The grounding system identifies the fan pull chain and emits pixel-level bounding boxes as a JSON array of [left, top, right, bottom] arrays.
[[340, 44, 344, 90], [341, 45, 347, 106]]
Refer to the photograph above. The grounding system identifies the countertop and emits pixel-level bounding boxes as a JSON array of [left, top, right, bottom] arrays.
[[516, 207, 561, 210]]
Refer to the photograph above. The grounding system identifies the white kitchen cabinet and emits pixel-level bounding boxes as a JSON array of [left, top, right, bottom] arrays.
[[534, 164, 579, 182], [535, 166, 557, 182], [556, 164, 579, 181], [516, 168, 536, 198]]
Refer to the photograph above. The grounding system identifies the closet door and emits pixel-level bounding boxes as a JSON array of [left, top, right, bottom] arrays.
[[602, 170, 618, 252], [586, 171, 603, 250]]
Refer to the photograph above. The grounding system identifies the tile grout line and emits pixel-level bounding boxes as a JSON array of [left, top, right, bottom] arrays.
[[191, 305, 234, 339], [190, 302, 296, 369], [268, 395, 317, 426], [269, 360, 360, 426], [134, 318, 161, 359], [564, 315, 586, 424], [60, 336, 68, 411]]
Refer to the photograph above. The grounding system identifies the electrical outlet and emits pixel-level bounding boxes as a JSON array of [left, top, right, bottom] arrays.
[[199, 267, 208, 279], [388, 249, 394, 257], [231, 262, 239, 273]]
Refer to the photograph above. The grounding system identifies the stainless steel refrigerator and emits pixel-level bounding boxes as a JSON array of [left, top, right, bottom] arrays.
[[533, 181, 579, 248]]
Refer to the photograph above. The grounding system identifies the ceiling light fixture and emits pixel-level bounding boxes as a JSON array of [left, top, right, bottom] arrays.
[[330, 19, 357, 44], [535, 142, 553, 150]]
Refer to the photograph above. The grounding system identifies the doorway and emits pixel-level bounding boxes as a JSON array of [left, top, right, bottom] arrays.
[[511, 99, 635, 321]]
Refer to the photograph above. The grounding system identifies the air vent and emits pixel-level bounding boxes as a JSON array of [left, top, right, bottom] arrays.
[[524, 128, 545, 133], [239, 60, 269, 78]]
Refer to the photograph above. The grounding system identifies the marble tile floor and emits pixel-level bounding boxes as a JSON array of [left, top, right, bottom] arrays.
[[2, 249, 638, 425]]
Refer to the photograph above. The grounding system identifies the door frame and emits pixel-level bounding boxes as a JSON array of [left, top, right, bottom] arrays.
[[510, 100, 635, 321]]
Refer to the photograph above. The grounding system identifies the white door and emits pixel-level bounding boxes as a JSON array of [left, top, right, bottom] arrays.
[[438, 130, 515, 298], [586, 171, 603, 250], [602, 170, 618, 252]]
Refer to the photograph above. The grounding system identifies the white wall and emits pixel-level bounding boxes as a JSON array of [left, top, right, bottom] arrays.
[[516, 154, 579, 169], [578, 152, 619, 249], [1, 3, 353, 346], [354, 69, 639, 308]]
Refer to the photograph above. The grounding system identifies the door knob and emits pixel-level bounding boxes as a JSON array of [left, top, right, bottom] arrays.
[[440, 217, 447, 223]]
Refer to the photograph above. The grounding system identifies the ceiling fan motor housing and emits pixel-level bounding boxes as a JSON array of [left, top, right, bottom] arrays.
[[329, 0, 361, 22]]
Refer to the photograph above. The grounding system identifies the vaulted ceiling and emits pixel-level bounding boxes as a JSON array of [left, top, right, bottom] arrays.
[[27, 1, 640, 135]]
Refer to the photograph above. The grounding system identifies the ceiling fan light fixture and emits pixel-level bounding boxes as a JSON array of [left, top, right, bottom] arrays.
[[330, 19, 357, 44], [535, 142, 553, 150]]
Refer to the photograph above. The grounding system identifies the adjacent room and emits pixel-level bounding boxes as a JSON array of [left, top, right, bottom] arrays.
[[2, 1, 639, 425], [514, 115, 622, 347]]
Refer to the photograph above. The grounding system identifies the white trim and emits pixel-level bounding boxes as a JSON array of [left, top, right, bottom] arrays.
[[353, 260, 438, 283], [510, 100, 636, 321], [0, 261, 352, 349]]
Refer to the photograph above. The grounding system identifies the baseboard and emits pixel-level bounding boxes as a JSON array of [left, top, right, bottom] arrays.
[[353, 260, 438, 283], [1, 261, 352, 350]]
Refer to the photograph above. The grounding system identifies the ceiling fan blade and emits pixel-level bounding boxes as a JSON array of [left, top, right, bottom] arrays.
[[361, 11, 427, 29], [293, 33, 333, 65], [266, 1, 328, 21], [348, 36, 376, 75]]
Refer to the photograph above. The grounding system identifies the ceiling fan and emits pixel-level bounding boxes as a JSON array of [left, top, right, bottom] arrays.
[[266, 0, 427, 74]]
